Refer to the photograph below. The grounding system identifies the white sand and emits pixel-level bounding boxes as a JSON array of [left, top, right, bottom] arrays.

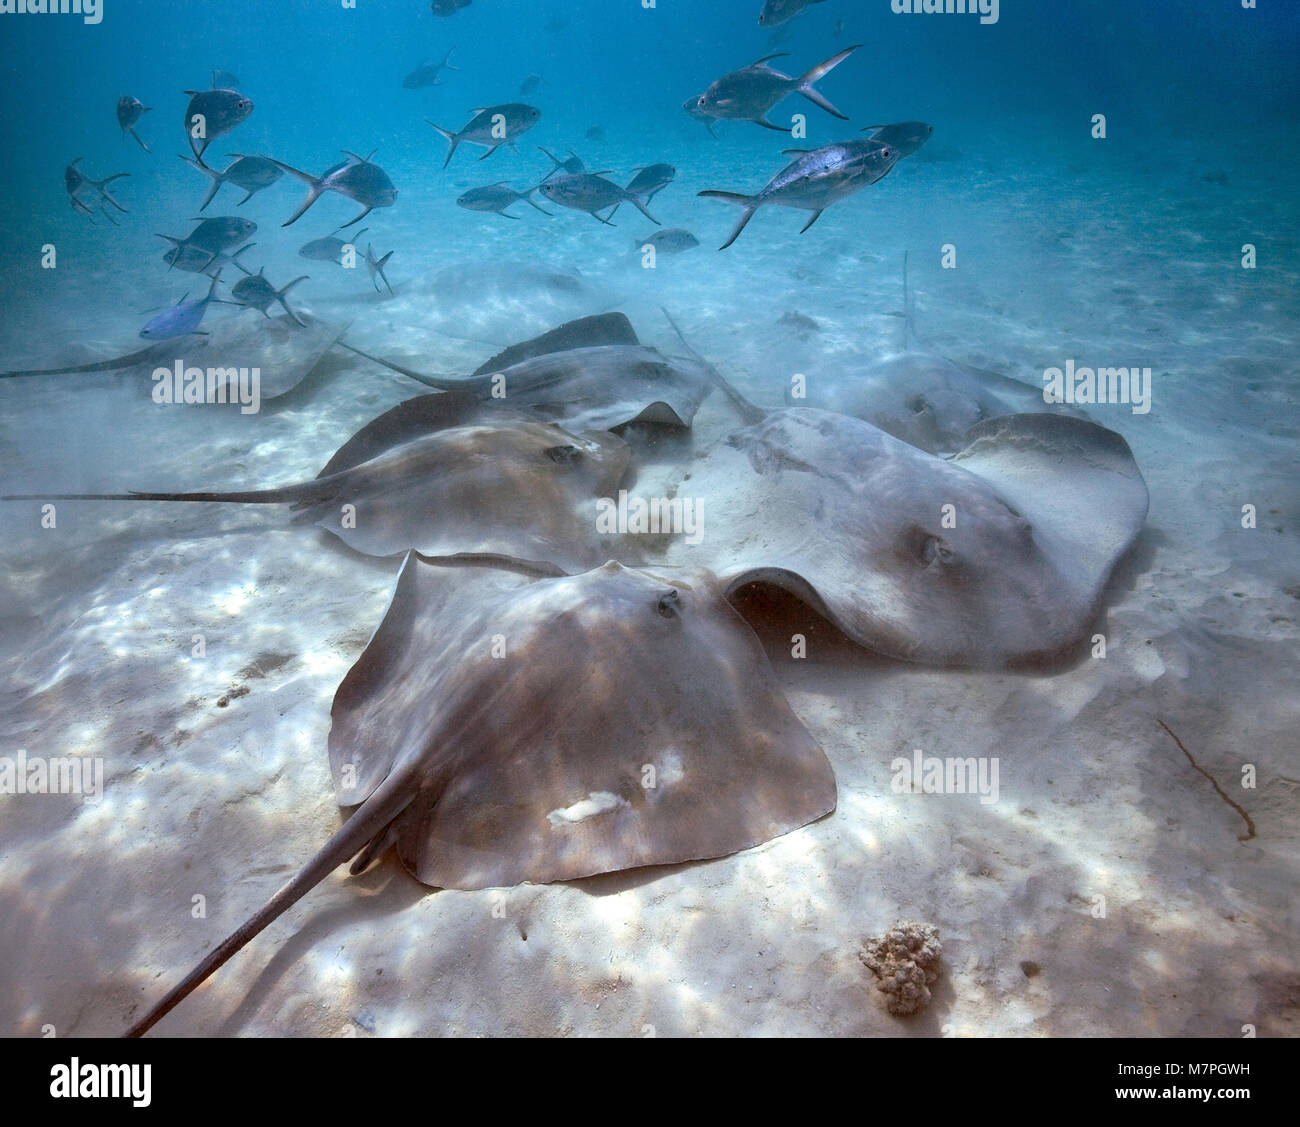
[[1, 135, 1297, 1038]]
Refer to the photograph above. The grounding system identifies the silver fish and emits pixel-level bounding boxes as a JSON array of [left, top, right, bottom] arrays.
[[636, 228, 699, 255], [860, 121, 934, 160], [537, 172, 660, 227], [163, 240, 256, 275], [427, 103, 541, 167], [625, 163, 676, 205], [403, 49, 458, 89], [298, 227, 368, 264], [180, 152, 283, 209], [268, 149, 397, 228], [685, 45, 860, 131], [538, 146, 584, 180], [183, 88, 254, 159], [457, 182, 552, 218], [140, 271, 223, 339], [64, 158, 129, 224], [758, 0, 827, 28], [699, 139, 899, 248], [365, 245, 395, 294], [116, 95, 152, 152], [227, 266, 309, 326]]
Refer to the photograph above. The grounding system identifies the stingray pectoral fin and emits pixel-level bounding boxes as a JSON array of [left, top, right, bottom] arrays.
[[124, 767, 418, 1037]]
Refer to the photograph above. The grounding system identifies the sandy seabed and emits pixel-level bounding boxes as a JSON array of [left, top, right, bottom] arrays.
[[1, 132, 1297, 1037]]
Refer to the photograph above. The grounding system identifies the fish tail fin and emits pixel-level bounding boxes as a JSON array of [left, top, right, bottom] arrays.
[[371, 251, 394, 294], [281, 185, 324, 227], [523, 188, 553, 216], [123, 765, 418, 1037], [426, 121, 458, 168], [277, 276, 311, 325], [626, 192, 661, 227], [95, 172, 130, 212], [698, 191, 759, 249], [797, 43, 860, 120], [442, 47, 458, 69], [181, 153, 222, 209]]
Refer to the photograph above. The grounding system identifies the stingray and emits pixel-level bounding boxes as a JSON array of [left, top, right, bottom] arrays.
[[3, 392, 631, 572], [658, 405, 1148, 666], [341, 312, 718, 432], [0, 311, 347, 399], [794, 257, 1089, 454], [658, 313, 1146, 664], [123, 554, 835, 1035]]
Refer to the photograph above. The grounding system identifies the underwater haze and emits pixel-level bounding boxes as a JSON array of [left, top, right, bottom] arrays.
[[1, 0, 1298, 1043]]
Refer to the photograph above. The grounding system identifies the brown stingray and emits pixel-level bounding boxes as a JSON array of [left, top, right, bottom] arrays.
[[341, 312, 718, 432], [1, 392, 630, 572], [124, 554, 835, 1035], [657, 407, 1148, 666], [0, 311, 348, 401]]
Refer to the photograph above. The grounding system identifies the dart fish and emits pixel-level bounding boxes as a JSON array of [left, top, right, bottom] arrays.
[[538, 147, 584, 180], [268, 149, 397, 227], [758, 0, 828, 27], [457, 182, 551, 218], [180, 153, 282, 209], [403, 49, 458, 89], [299, 227, 367, 264], [163, 240, 255, 275], [427, 104, 541, 167], [183, 88, 253, 159], [227, 267, 309, 326], [699, 139, 899, 249], [860, 121, 933, 160], [637, 229, 699, 255], [365, 245, 394, 294], [65, 159, 129, 223], [539, 172, 660, 227], [140, 272, 223, 340], [157, 216, 256, 271], [625, 163, 675, 205], [685, 45, 859, 131], [116, 96, 152, 152]]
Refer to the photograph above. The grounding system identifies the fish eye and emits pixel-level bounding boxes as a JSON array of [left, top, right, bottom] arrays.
[[544, 444, 582, 464], [656, 589, 680, 618]]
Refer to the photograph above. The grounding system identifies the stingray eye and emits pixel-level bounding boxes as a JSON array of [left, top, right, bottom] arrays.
[[545, 444, 582, 465], [656, 589, 680, 618], [919, 535, 954, 567]]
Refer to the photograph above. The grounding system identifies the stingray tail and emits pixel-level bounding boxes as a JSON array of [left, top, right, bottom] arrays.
[[661, 307, 766, 425], [698, 190, 759, 250], [0, 481, 326, 506], [796, 44, 859, 120], [336, 340, 460, 390], [123, 766, 419, 1037]]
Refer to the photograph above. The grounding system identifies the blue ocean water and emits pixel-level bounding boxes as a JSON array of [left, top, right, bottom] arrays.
[[0, 0, 1298, 1043]]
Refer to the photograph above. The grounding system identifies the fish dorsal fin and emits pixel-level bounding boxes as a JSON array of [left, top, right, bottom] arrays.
[[184, 89, 200, 97], [782, 148, 812, 156], [341, 149, 377, 165], [749, 53, 790, 68]]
